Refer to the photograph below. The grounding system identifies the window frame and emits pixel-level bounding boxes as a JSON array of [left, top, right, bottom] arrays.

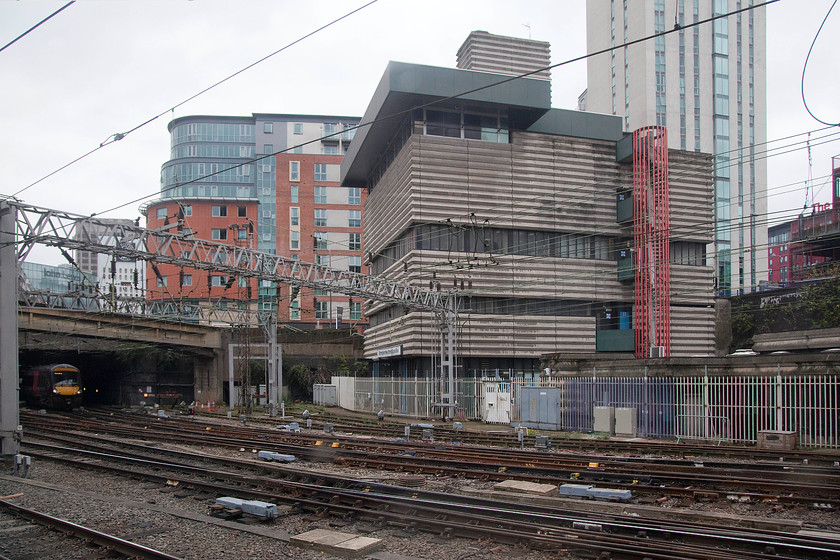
[[212, 205, 228, 217], [314, 208, 327, 227], [314, 185, 327, 204]]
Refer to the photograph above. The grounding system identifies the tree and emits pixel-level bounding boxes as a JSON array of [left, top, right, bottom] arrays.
[[286, 364, 330, 401]]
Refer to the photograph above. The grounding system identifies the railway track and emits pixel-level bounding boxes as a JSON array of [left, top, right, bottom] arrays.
[[19, 438, 840, 560], [296, 410, 840, 466], [14, 408, 840, 559], [0, 498, 180, 560], [22, 410, 840, 507]]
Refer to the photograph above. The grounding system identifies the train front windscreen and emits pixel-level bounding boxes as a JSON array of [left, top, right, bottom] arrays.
[[53, 367, 81, 396]]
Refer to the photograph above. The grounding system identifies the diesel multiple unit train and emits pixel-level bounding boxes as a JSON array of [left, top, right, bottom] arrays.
[[20, 364, 83, 410]]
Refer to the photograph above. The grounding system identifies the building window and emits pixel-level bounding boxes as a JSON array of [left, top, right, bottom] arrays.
[[423, 108, 508, 143], [314, 232, 327, 250], [290, 207, 299, 226], [156, 207, 167, 220], [157, 277, 167, 287], [293, 145, 303, 154], [237, 206, 247, 218], [315, 301, 328, 319], [324, 145, 338, 155], [314, 163, 327, 181], [212, 205, 227, 217], [264, 122, 273, 133], [291, 231, 299, 250], [324, 123, 337, 135], [316, 254, 330, 266], [291, 185, 298, 203], [350, 301, 362, 320], [290, 161, 299, 181], [211, 275, 227, 287], [263, 144, 273, 154], [349, 256, 362, 273], [211, 228, 228, 241], [314, 186, 327, 204], [348, 187, 361, 205], [349, 232, 361, 251], [236, 228, 247, 241], [293, 123, 303, 135], [290, 300, 300, 320], [314, 209, 327, 227], [181, 274, 192, 287], [349, 210, 361, 228], [182, 205, 192, 217]]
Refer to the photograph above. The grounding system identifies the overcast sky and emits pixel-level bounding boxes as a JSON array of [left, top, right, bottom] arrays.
[[2, 0, 838, 265]]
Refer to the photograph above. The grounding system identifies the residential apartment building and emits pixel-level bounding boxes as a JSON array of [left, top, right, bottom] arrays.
[[582, 0, 767, 296], [143, 113, 366, 327], [340, 32, 715, 375], [275, 153, 366, 327]]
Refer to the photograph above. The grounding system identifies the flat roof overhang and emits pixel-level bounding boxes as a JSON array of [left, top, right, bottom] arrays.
[[341, 61, 552, 188]]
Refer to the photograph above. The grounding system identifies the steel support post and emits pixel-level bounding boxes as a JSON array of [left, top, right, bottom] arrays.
[[436, 296, 458, 419], [265, 314, 281, 417], [0, 202, 21, 457]]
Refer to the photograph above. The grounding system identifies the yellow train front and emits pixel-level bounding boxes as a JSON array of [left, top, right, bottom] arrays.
[[20, 364, 84, 410]]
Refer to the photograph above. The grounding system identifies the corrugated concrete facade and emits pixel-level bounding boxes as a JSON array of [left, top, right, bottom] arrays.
[[359, 122, 713, 364], [456, 30, 552, 82], [342, 50, 715, 373]]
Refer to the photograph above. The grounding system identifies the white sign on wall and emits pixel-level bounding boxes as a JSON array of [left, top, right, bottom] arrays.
[[376, 345, 402, 359]]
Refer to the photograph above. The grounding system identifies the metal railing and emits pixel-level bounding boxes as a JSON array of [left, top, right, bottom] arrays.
[[328, 371, 840, 448]]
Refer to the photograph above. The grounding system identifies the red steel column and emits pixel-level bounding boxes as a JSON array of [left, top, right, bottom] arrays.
[[633, 127, 671, 357]]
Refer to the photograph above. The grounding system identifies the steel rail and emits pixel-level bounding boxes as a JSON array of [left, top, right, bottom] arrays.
[[26, 436, 830, 557], [0, 499, 182, 560], [24, 442, 836, 560], [22, 413, 840, 505]]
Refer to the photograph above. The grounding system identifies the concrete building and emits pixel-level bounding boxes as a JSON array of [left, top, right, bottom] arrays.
[[95, 236, 146, 306], [341, 32, 715, 376], [582, 0, 767, 296], [144, 113, 367, 327], [20, 262, 89, 293], [74, 218, 134, 276], [765, 157, 840, 285]]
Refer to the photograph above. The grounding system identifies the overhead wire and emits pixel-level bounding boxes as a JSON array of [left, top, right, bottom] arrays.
[[800, 0, 839, 127], [360, 130, 840, 277], [86, 0, 780, 218], [14, 0, 833, 324], [0, 1, 74, 54], [10, 0, 379, 199]]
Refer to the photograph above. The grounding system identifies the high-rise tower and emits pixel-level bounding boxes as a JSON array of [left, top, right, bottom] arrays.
[[583, 0, 767, 295]]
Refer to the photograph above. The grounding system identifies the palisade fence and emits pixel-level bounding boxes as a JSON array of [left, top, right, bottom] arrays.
[[325, 371, 840, 448]]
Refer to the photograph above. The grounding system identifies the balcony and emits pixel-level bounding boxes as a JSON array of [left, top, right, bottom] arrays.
[[596, 329, 635, 352], [616, 191, 633, 223]]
